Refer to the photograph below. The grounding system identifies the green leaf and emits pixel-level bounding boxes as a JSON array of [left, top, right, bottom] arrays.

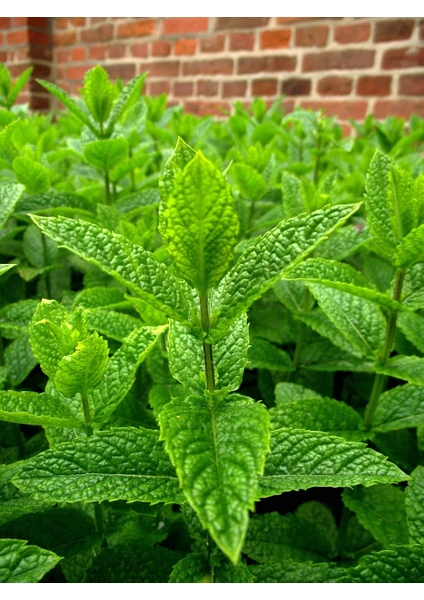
[[105, 73, 147, 137], [0, 390, 82, 427], [286, 258, 400, 310], [4, 333, 37, 387], [259, 429, 408, 498], [247, 338, 293, 372], [0, 64, 11, 99], [395, 224, 424, 268], [375, 355, 424, 385], [161, 153, 239, 293], [168, 314, 249, 393], [84, 138, 128, 172], [85, 309, 140, 342], [13, 157, 50, 194], [232, 163, 267, 201], [210, 203, 360, 341], [315, 224, 371, 261], [398, 311, 424, 353], [31, 215, 194, 322], [343, 485, 409, 547], [0, 538, 60, 583], [405, 466, 424, 545], [169, 552, 253, 583], [251, 560, 344, 583], [7, 67, 33, 108], [274, 382, 323, 404], [37, 79, 98, 134], [159, 137, 196, 212], [281, 171, 303, 218], [335, 545, 424, 583], [90, 325, 166, 425], [373, 384, 424, 432], [82, 65, 113, 125], [159, 394, 270, 563], [72, 287, 129, 311], [270, 398, 365, 441], [0, 265, 15, 277], [0, 299, 38, 333], [0, 463, 49, 527], [0, 181, 24, 229], [12, 427, 183, 505]]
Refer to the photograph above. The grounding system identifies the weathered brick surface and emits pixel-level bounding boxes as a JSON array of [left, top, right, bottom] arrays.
[[1, 17, 423, 129]]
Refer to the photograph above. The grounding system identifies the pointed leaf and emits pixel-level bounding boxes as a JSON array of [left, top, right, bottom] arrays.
[[84, 138, 128, 172], [0, 539, 60, 583], [373, 384, 424, 432], [251, 560, 344, 583], [4, 333, 37, 387], [13, 157, 50, 194], [375, 355, 424, 385], [405, 466, 424, 545], [85, 309, 140, 342], [395, 224, 424, 268], [105, 73, 146, 136], [232, 163, 267, 201], [83, 65, 113, 125], [0, 390, 82, 427], [7, 66, 33, 107], [275, 382, 323, 404], [247, 339, 293, 372], [0, 181, 24, 229]]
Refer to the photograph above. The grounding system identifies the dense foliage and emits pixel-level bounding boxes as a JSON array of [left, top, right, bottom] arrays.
[[0, 63, 424, 583]]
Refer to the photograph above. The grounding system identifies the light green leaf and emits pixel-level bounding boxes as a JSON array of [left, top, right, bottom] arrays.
[[299, 309, 364, 357], [13, 157, 50, 194], [281, 171, 303, 218], [275, 382, 323, 404], [247, 338, 293, 372], [0, 264, 14, 277], [373, 384, 424, 432], [84, 138, 128, 172], [12, 427, 183, 505], [315, 224, 371, 261], [168, 315, 249, 393], [259, 428, 408, 498], [270, 398, 364, 441], [0, 538, 60, 583], [405, 466, 424, 545], [0, 181, 24, 229], [72, 287, 129, 311], [251, 560, 344, 583], [83, 65, 113, 125], [159, 394, 270, 563], [375, 355, 424, 385], [159, 137, 196, 209], [0, 64, 11, 99], [105, 73, 147, 136], [343, 485, 409, 547], [0, 390, 81, 427], [232, 163, 267, 201], [86, 309, 140, 342], [7, 67, 33, 108], [395, 224, 424, 268], [398, 311, 424, 353], [31, 215, 194, 322], [210, 203, 360, 341], [5, 334, 37, 387], [161, 153, 239, 293]]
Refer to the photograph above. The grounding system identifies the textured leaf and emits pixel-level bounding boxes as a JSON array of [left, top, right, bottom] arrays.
[[15, 190, 95, 215], [247, 338, 293, 372], [4, 333, 37, 387], [281, 171, 303, 218], [85, 309, 140, 342], [299, 338, 373, 373], [315, 224, 371, 261], [270, 398, 365, 441], [375, 355, 424, 385], [168, 314, 248, 393], [161, 153, 239, 293], [13, 157, 50, 194], [343, 485, 409, 547], [232, 163, 267, 200], [31, 215, 194, 322], [274, 382, 323, 404], [90, 325, 166, 425], [335, 545, 424, 583], [0, 390, 83, 427], [72, 287, 129, 311], [373, 384, 424, 432], [159, 137, 196, 211], [169, 552, 252, 583], [0, 539, 60, 583], [0, 299, 38, 333], [251, 560, 344, 583], [405, 466, 424, 545], [84, 138, 128, 172], [299, 308, 363, 357], [83, 65, 113, 125], [395, 224, 424, 268], [0, 463, 49, 527], [159, 394, 270, 563], [0, 181, 24, 229], [105, 73, 146, 136], [210, 203, 360, 341], [259, 428, 408, 498], [13, 427, 183, 505], [398, 311, 424, 353]]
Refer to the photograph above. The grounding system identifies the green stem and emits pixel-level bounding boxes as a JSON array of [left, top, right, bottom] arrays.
[[364, 268, 405, 430], [112, 183, 117, 203], [199, 293, 215, 393], [336, 506, 351, 559], [104, 171, 111, 205], [247, 198, 255, 232]]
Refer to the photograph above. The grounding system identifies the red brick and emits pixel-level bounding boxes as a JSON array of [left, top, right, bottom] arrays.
[[27, 17, 48, 29], [200, 34, 225, 53], [0, 51, 8, 62], [183, 59, 233, 76], [357, 76, 391, 96], [238, 55, 296, 74], [30, 95, 50, 111], [66, 66, 87, 81], [0, 17, 11, 29], [105, 63, 136, 80], [71, 17, 86, 27], [223, 80, 247, 97], [174, 39, 197, 56], [139, 61, 179, 77], [53, 30, 76, 47], [13, 17, 28, 26], [0, 33, 3, 45], [31, 46, 52, 61], [340, 123, 352, 137], [374, 100, 424, 119], [183, 100, 231, 117], [7, 29, 29, 45], [374, 19, 414, 43], [71, 47, 86, 62], [91, 17, 108, 25], [117, 20, 155, 38], [295, 26, 328, 47], [29, 30, 50, 46], [148, 80, 170, 95], [420, 19, 424, 41], [382, 48, 424, 70], [277, 18, 315, 24], [260, 29, 291, 50], [32, 64, 51, 79], [318, 76, 353, 96], [399, 74, 424, 96], [162, 18, 208, 35], [89, 45, 106, 60], [282, 99, 296, 114], [81, 24, 114, 43], [252, 78, 277, 96], [151, 40, 170, 57], [334, 22, 371, 44], [216, 17, 269, 30], [173, 81, 193, 97], [229, 33, 254, 51], [131, 43, 148, 58], [54, 17, 67, 30], [300, 100, 367, 120], [108, 44, 126, 59], [282, 78, 311, 96], [197, 80, 218, 96], [303, 50, 374, 71]]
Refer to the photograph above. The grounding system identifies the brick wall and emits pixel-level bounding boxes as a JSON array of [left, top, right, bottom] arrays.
[[2, 17, 424, 129]]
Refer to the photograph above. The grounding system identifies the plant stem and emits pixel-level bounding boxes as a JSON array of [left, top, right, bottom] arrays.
[[199, 293, 216, 392], [336, 506, 351, 559], [363, 268, 405, 430], [104, 171, 111, 205]]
